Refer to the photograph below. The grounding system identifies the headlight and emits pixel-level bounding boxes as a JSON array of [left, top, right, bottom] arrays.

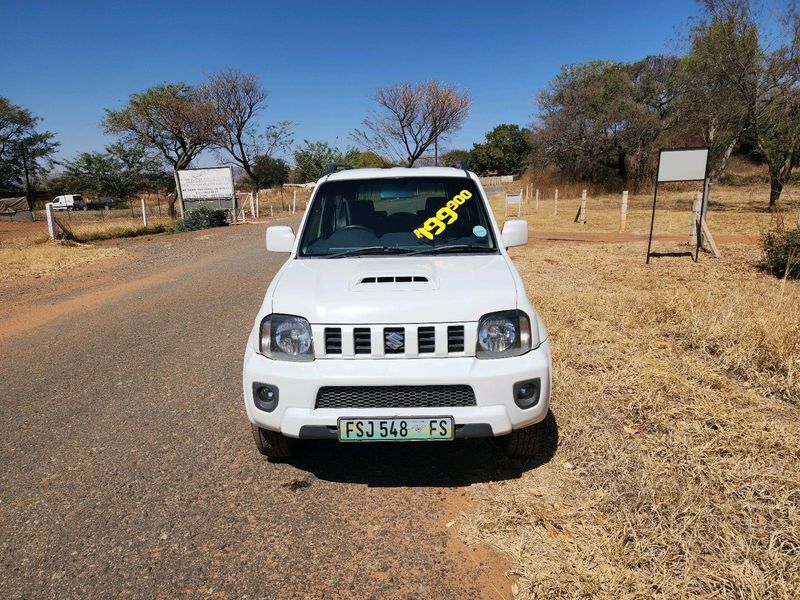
[[476, 310, 532, 359], [259, 314, 314, 361]]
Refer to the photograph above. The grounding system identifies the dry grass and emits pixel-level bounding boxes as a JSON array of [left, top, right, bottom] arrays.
[[68, 217, 175, 243], [255, 187, 313, 216], [0, 240, 123, 282], [459, 238, 800, 598], [485, 183, 800, 238]]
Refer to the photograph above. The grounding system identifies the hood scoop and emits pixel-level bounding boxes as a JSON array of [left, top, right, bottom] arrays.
[[351, 273, 435, 290], [359, 275, 429, 284]]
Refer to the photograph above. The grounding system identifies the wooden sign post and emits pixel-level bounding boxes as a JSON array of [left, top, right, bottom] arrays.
[[620, 191, 628, 232]]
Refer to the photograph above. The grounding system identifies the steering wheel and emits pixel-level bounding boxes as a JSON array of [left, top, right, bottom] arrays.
[[338, 225, 373, 233]]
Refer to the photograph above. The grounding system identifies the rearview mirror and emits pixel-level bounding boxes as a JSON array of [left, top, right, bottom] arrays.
[[266, 226, 295, 252], [501, 220, 528, 248]]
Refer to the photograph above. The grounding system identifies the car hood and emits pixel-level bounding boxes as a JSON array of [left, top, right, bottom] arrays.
[[270, 254, 518, 324]]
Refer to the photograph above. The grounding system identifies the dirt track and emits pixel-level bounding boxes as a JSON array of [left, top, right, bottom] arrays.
[[0, 218, 534, 599]]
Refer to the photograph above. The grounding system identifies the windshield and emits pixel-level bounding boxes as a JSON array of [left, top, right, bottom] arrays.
[[298, 177, 497, 257]]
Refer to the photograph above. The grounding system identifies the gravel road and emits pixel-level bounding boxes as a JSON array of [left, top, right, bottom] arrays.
[[0, 219, 525, 599]]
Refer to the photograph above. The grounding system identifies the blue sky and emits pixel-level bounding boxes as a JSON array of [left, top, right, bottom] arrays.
[[1, 0, 703, 166]]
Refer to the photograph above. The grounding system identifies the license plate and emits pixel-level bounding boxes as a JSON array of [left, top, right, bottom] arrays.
[[337, 417, 454, 442]]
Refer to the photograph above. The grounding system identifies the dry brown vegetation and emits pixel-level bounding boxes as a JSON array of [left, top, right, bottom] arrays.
[[0, 240, 122, 282], [486, 180, 800, 238], [255, 186, 313, 214], [459, 187, 800, 598], [67, 217, 175, 242]]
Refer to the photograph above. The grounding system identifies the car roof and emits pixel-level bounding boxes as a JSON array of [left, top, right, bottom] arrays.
[[321, 166, 473, 183]]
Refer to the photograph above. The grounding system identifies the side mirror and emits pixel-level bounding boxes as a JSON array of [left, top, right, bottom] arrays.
[[266, 226, 296, 252], [501, 220, 528, 248]]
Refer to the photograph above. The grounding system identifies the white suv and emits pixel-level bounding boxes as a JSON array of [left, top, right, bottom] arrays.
[[243, 167, 552, 458]]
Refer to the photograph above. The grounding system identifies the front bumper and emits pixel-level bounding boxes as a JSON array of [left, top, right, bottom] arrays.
[[242, 339, 552, 439]]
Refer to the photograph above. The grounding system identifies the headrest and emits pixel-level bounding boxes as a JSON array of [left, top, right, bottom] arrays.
[[350, 200, 375, 217], [425, 197, 447, 214]]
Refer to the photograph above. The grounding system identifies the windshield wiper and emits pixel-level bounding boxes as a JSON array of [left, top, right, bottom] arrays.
[[406, 245, 495, 256], [324, 246, 414, 259]]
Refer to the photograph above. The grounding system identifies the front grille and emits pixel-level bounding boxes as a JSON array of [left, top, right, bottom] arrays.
[[325, 328, 342, 354], [418, 326, 435, 353], [447, 325, 465, 352], [354, 328, 371, 354], [314, 322, 473, 358], [315, 385, 477, 409]]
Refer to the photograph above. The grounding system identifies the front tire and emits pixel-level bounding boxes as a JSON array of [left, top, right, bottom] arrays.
[[251, 424, 295, 459], [500, 412, 556, 458]]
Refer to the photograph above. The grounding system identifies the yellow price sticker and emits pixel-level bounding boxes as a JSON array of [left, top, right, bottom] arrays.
[[413, 190, 473, 240]]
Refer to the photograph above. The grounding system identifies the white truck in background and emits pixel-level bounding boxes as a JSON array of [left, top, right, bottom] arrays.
[[51, 194, 84, 211]]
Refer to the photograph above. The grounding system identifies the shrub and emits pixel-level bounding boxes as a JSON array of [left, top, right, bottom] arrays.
[[175, 205, 228, 232], [761, 222, 800, 279]]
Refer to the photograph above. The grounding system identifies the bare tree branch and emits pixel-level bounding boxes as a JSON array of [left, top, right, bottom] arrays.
[[352, 81, 471, 166]]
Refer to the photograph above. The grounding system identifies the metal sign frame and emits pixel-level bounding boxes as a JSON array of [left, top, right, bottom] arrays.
[[646, 147, 710, 264], [505, 193, 522, 217]]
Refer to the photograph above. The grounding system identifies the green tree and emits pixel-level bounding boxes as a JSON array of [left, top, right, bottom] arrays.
[[104, 83, 217, 215], [756, 87, 800, 207], [58, 142, 169, 200], [252, 155, 290, 188], [0, 96, 59, 191], [685, 0, 800, 206], [676, 7, 759, 181], [533, 57, 678, 189], [440, 149, 471, 168], [342, 148, 391, 168], [293, 140, 343, 181], [469, 125, 533, 176], [728, 1, 795, 207]]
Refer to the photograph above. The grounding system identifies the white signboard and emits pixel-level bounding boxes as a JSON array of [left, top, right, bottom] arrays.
[[657, 148, 709, 182], [505, 193, 522, 217], [177, 167, 235, 200]]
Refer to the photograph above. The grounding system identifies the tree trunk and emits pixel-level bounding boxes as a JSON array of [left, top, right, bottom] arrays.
[[711, 137, 738, 183], [167, 192, 177, 217], [769, 173, 783, 209], [616, 151, 627, 185]]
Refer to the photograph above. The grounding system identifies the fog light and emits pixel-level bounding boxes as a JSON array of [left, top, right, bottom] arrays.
[[513, 378, 541, 409], [253, 383, 279, 412]]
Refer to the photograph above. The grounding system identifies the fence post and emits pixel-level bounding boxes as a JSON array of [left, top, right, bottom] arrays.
[[249, 192, 255, 218], [620, 191, 628, 232], [292, 190, 297, 213], [535, 188, 539, 211], [689, 192, 702, 245], [46, 202, 55, 240], [141, 198, 148, 227], [270, 204, 273, 217], [554, 189, 558, 216], [255, 190, 260, 218], [579, 189, 587, 224]]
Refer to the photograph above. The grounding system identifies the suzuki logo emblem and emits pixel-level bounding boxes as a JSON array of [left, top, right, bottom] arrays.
[[385, 331, 404, 351]]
